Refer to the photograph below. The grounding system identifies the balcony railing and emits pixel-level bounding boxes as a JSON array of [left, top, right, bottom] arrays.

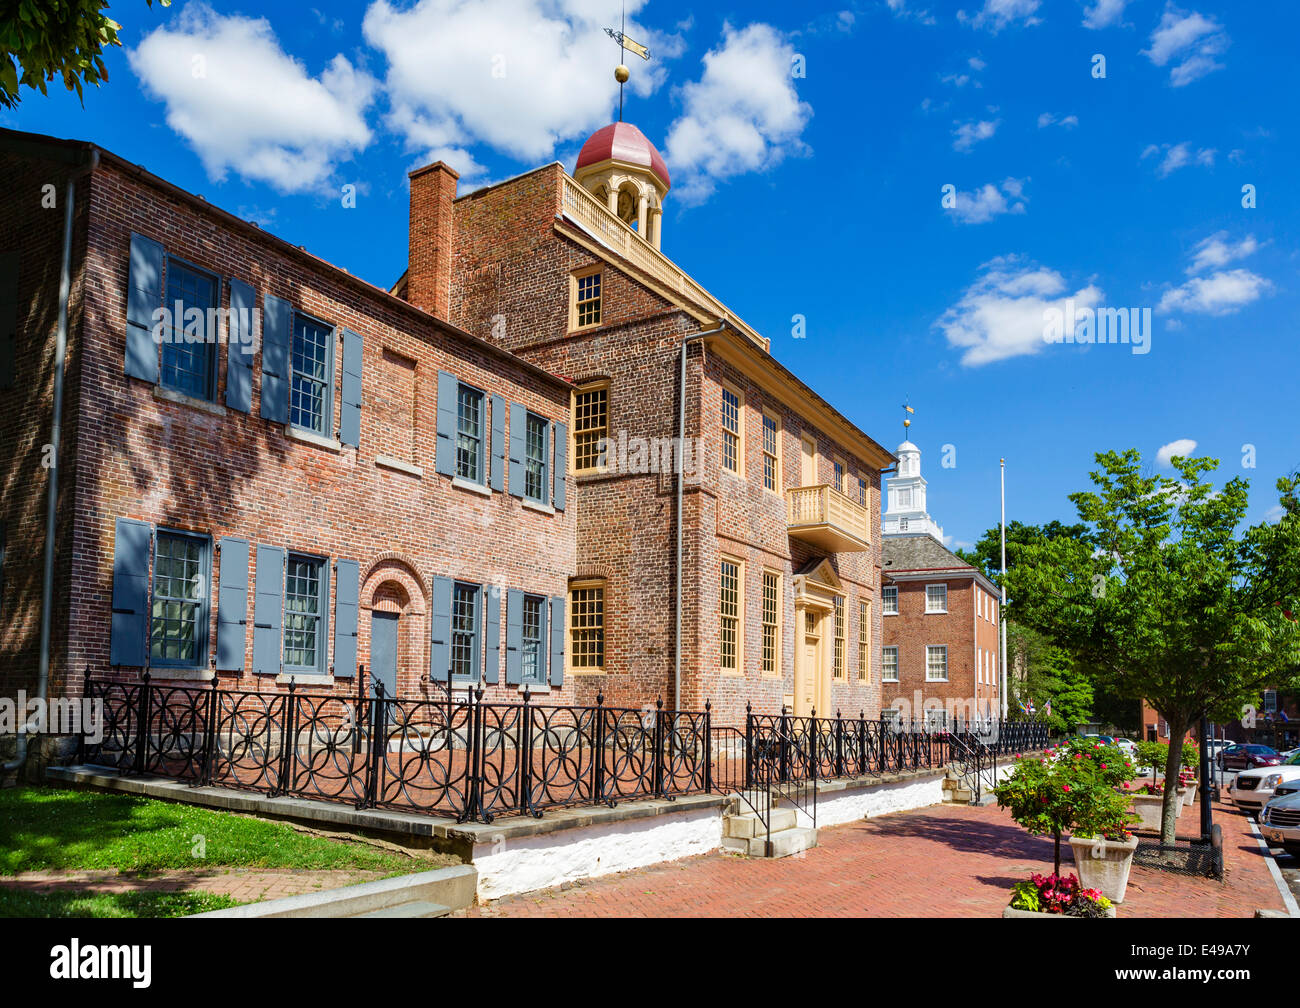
[[559, 175, 768, 351], [786, 484, 872, 553]]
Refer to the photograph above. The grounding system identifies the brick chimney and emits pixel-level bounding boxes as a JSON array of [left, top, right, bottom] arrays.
[[407, 161, 459, 320]]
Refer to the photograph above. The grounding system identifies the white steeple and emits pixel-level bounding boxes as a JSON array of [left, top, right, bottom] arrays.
[[883, 440, 944, 540]]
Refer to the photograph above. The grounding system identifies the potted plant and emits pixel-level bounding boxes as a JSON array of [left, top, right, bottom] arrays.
[[994, 738, 1139, 902], [1003, 872, 1116, 918], [1125, 781, 1166, 831]]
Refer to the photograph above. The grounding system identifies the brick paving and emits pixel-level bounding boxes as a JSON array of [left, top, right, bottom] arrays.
[[0, 868, 387, 904], [463, 798, 1288, 918]]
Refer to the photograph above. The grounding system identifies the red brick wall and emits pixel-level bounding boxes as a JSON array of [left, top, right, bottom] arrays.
[[22, 155, 578, 704]]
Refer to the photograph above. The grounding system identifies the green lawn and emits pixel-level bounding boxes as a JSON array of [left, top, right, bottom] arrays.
[[0, 786, 452, 917]]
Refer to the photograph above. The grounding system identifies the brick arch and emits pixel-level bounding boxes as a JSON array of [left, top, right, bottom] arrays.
[[360, 556, 428, 697], [362, 553, 429, 611]]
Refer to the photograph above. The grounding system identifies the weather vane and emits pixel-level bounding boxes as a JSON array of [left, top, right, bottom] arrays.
[[604, 3, 650, 121], [902, 401, 914, 435]]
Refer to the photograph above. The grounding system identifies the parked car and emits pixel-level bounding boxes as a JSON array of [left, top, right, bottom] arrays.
[[1217, 744, 1283, 771], [1110, 737, 1138, 757], [1080, 733, 1117, 747], [1260, 791, 1300, 858], [1206, 739, 1234, 760], [1228, 752, 1300, 814]]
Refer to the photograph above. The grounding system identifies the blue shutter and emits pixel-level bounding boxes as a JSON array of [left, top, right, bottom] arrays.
[[125, 233, 163, 383], [538, 600, 550, 684], [505, 588, 523, 686], [251, 545, 284, 675], [333, 558, 359, 678], [430, 575, 453, 682], [215, 537, 249, 671], [549, 595, 565, 688], [259, 294, 291, 422], [484, 585, 501, 685], [109, 518, 151, 666], [339, 328, 362, 447], [0, 251, 17, 388], [435, 371, 457, 477], [225, 278, 255, 413], [490, 394, 505, 491], [508, 403, 525, 498], [553, 421, 567, 511]]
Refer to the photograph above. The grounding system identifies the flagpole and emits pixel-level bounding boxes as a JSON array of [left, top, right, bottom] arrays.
[[1000, 458, 1008, 719]]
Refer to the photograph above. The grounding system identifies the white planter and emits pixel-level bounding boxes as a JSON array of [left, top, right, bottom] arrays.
[[1068, 834, 1139, 904], [1180, 781, 1198, 809], [1130, 794, 1164, 831]]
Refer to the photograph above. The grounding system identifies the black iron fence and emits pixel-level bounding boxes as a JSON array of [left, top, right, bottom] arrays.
[[80, 675, 1049, 824]]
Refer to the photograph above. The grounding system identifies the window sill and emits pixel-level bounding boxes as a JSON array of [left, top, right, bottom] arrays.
[[925, 678, 950, 683], [278, 672, 333, 686], [375, 454, 424, 478], [149, 667, 214, 682], [882, 679, 899, 685], [451, 477, 492, 497], [153, 385, 226, 417], [569, 667, 606, 676], [518, 681, 551, 694], [883, 612, 899, 617], [521, 499, 555, 516], [924, 610, 948, 616], [284, 425, 343, 453]]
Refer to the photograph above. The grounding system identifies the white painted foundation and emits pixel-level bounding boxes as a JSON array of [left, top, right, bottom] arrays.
[[815, 774, 947, 827]]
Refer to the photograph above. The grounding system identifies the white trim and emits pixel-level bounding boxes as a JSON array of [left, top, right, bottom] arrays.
[[924, 583, 948, 614], [284, 425, 343, 453], [451, 476, 492, 497], [522, 499, 556, 516], [925, 644, 948, 682], [375, 454, 424, 477]]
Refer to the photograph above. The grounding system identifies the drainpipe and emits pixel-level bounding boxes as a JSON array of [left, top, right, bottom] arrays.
[[4, 150, 95, 779], [674, 319, 728, 710]]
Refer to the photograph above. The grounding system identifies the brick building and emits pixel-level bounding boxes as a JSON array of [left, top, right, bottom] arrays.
[[880, 530, 1002, 726], [0, 127, 577, 708], [1, 116, 894, 728]]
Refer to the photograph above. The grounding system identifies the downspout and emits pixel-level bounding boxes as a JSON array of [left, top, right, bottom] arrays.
[[4, 150, 95, 778], [675, 319, 728, 710]]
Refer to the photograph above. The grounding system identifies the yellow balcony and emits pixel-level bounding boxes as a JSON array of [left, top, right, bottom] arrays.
[[786, 484, 872, 553]]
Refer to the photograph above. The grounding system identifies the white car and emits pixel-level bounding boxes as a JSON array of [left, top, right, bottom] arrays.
[[1228, 751, 1300, 814], [1260, 791, 1300, 858], [1112, 737, 1138, 758]]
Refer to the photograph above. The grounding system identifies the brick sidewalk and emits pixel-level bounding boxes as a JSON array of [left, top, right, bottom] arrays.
[[0, 868, 387, 904], [463, 798, 1287, 918]]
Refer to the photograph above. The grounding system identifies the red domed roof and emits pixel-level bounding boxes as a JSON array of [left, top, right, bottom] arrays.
[[575, 122, 670, 189]]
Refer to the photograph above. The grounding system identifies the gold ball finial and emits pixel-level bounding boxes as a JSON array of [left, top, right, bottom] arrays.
[[903, 418, 911, 428], [614, 64, 630, 83]]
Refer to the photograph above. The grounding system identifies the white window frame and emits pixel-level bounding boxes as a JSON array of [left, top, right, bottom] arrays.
[[882, 645, 899, 682], [925, 583, 947, 614], [925, 644, 948, 682], [882, 584, 898, 615]]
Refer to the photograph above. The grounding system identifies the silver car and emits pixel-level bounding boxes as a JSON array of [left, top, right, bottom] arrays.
[[1229, 751, 1300, 813], [1260, 790, 1300, 858]]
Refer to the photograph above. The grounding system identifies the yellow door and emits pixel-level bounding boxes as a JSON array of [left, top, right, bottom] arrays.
[[801, 435, 817, 485], [796, 611, 821, 715]]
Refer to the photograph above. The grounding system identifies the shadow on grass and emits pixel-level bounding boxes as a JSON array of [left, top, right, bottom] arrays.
[[0, 887, 240, 919]]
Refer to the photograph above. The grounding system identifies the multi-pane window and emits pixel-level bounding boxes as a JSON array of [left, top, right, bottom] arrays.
[[150, 531, 207, 666], [721, 387, 740, 473], [570, 583, 605, 670], [521, 593, 544, 684], [926, 584, 947, 613], [858, 601, 869, 680], [720, 559, 740, 671], [574, 271, 601, 327], [573, 386, 609, 471], [926, 645, 948, 681], [456, 384, 485, 483], [858, 476, 867, 507], [761, 413, 779, 491], [761, 570, 779, 675], [833, 460, 844, 493], [451, 582, 480, 679], [284, 554, 325, 672], [833, 596, 845, 678], [524, 412, 549, 502], [882, 646, 899, 681], [882, 708, 902, 730], [160, 260, 217, 400], [290, 313, 333, 435], [883, 585, 898, 615], [897, 488, 913, 508]]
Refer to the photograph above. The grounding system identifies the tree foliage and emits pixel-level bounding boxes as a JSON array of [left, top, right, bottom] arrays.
[[1005, 622, 1094, 734], [0, 0, 169, 109], [1004, 449, 1300, 843]]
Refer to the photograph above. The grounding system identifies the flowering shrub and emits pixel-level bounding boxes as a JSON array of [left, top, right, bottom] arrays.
[[994, 738, 1137, 874], [1009, 873, 1113, 917]]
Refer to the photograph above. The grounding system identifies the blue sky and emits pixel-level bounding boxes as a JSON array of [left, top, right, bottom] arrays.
[[8, 0, 1297, 548]]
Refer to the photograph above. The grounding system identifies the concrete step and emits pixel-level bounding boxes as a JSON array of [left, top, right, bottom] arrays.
[[723, 807, 797, 838], [723, 825, 818, 858], [353, 901, 450, 919]]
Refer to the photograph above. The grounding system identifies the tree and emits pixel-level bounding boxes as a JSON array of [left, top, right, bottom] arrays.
[[1005, 623, 1094, 735], [1005, 450, 1300, 844], [0, 0, 169, 109], [957, 519, 1089, 587]]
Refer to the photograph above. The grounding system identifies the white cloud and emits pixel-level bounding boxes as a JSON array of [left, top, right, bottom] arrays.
[[952, 118, 999, 151], [129, 4, 376, 193], [1186, 232, 1260, 274], [1038, 112, 1078, 129], [1142, 141, 1215, 177], [958, 0, 1042, 32], [885, 1, 936, 25], [363, 0, 673, 174], [1156, 439, 1197, 467], [936, 256, 1103, 366], [664, 23, 812, 204], [1142, 4, 1229, 86], [947, 178, 1028, 224], [1082, 0, 1128, 29], [968, 56, 987, 70], [1158, 269, 1271, 315]]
